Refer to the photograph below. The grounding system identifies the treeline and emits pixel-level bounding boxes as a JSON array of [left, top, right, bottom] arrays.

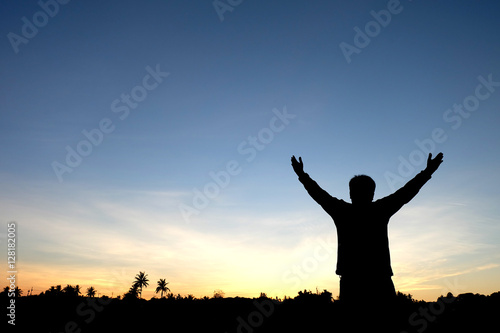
[[3, 271, 499, 333], [2, 286, 499, 332]]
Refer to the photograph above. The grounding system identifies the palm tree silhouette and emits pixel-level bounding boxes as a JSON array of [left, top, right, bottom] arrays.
[[47, 285, 62, 296], [62, 284, 80, 297], [127, 284, 139, 298], [3, 286, 23, 297], [86, 286, 96, 297], [133, 271, 149, 299], [155, 278, 171, 298]]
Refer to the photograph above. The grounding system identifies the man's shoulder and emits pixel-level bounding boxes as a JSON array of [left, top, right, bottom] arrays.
[[337, 199, 351, 206]]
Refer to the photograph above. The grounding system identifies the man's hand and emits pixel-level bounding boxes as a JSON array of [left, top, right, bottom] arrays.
[[425, 152, 444, 174], [291, 155, 305, 176]]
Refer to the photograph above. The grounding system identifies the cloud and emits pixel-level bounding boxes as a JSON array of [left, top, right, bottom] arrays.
[[1, 173, 498, 301], [388, 200, 500, 297], [0, 178, 304, 297]]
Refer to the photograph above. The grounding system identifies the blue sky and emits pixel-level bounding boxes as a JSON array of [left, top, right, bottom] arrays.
[[1, 0, 500, 300]]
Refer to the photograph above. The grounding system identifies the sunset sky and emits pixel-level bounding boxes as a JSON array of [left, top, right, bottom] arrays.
[[1, 0, 499, 301]]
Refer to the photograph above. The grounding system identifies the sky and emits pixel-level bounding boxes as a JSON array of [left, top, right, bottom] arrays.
[[1, 0, 499, 301]]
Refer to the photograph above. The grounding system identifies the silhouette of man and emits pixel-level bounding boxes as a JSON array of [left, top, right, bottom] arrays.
[[291, 152, 443, 306]]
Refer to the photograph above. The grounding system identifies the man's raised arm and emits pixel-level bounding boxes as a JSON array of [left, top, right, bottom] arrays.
[[291, 155, 338, 210], [381, 152, 444, 215]]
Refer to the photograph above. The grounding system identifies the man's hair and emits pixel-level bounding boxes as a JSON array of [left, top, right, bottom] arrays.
[[349, 175, 376, 202]]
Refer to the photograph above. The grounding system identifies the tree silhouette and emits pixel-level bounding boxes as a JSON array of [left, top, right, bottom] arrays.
[[155, 278, 170, 298], [86, 286, 96, 297], [2, 286, 23, 297], [50, 285, 62, 296], [62, 284, 80, 297], [213, 289, 225, 298], [133, 271, 149, 299], [124, 284, 139, 299]]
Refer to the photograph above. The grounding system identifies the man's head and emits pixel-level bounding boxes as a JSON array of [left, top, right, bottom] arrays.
[[349, 175, 375, 204]]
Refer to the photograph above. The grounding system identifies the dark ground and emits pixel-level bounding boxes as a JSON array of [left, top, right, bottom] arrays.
[[3, 291, 500, 332]]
